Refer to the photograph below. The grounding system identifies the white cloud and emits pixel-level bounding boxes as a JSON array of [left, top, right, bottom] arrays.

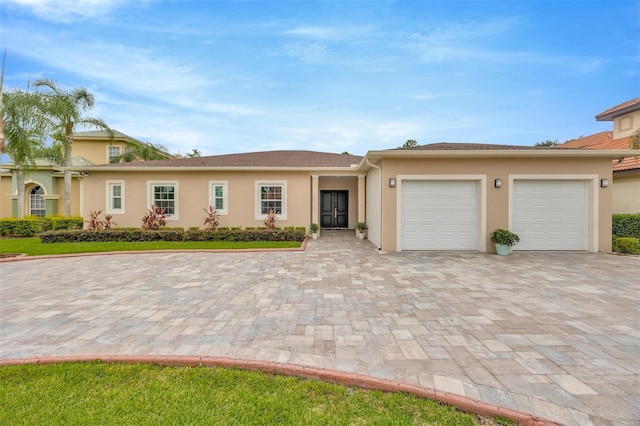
[[283, 24, 378, 41], [280, 42, 333, 65], [1, 0, 146, 23]]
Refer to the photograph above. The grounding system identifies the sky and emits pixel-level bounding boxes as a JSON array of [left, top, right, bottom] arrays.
[[1, 0, 639, 157]]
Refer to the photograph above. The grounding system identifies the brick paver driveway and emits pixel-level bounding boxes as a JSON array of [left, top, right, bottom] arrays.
[[1, 231, 639, 425]]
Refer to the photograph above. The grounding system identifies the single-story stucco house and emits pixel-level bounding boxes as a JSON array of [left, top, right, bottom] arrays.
[[3, 99, 639, 253], [71, 142, 636, 253]]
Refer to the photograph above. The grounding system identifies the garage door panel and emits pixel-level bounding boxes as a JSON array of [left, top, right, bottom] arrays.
[[512, 180, 587, 251], [401, 180, 478, 250]]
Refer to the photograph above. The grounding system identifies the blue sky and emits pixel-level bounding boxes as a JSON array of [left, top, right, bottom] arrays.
[[1, 0, 639, 156]]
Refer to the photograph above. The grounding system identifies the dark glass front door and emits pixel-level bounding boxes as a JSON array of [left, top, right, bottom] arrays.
[[320, 190, 348, 228]]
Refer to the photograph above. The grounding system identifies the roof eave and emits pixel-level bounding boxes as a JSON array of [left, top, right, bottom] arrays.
[[363, 149, 640, 161], [68, 165, 362, 173], [596, 105, 640, 121]]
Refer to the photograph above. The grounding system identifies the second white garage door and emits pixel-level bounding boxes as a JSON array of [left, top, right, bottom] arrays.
[[401, 180, 478, 250], [512, 180, 588, 250]]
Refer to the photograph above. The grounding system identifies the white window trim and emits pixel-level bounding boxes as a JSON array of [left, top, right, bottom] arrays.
[[147, 180, 179, 220], [208, 180, 228, 215], [106, 180, 125, 214], [255, 180, 287, 220], [107, 145, 121, 163]]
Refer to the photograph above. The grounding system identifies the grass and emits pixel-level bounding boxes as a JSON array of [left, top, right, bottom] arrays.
[[0, 362, 507, 426], [0, 237, 301, 257]]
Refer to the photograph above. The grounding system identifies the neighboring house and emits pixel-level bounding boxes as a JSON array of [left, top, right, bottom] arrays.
[[0, 130, 170, 218], [75, 143, 634, 253], [556, 98, 640, 213]]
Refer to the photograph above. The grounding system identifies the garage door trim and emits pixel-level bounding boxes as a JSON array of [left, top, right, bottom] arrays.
[[396, 175, 487, 252], [508, 174, 599, 252]]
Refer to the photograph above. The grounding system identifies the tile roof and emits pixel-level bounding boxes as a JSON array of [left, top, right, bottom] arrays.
[[555, 131, 613, 149], [99, 150, 363, 168], [595, 98, 640, 121], [557, 134, 639, 172]]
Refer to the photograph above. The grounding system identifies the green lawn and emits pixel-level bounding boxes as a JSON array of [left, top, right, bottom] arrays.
[[0, 362, 503, 425], [0, 237, 301, 256]]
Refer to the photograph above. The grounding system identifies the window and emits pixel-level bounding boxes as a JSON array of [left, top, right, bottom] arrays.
[[209, 181, 228, 215], [108, 146, 121, 163], [255, 181, 287, 220], [106, 181, 125, 214], [30, 186, 46, 217], [148, 181, 178, 219]]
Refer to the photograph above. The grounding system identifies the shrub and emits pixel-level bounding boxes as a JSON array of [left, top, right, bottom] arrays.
[[203, 206, 220, 231], [142, 205, 166, 230], [490, 228, 520, 246], [612, 236, 640, 254], [612, 214, 640, 240], [0, 217, 42, 237], [40, 228, 306, 244], [263, 208, 277, 230], [42, 216, 83, 231]]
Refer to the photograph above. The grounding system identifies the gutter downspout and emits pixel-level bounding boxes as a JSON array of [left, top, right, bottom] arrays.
[[366, 159, 383, 251]]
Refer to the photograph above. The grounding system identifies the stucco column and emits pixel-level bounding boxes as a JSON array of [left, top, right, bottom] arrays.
[[358, 174, 366, 222], [311, 175, 319, 225]]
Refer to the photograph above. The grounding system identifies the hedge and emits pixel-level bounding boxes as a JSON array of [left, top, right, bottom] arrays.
[[0, 216, 83, 237], [612, 237, 640, 254], [612, 214, 640, 240], [40, 228, 306, 243]]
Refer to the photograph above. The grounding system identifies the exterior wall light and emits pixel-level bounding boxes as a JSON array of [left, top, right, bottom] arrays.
[[389, 178, 396, 187], [494, 179, 502, 188], [600, 178, 609, 188]]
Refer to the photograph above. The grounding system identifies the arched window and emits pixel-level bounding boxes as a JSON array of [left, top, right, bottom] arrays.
[[30, 186, 46, 217]]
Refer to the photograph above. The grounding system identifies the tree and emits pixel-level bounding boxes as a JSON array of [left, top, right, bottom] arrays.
[[401, 139, 418, 148], [341, 151, 351, 155], [0, 49, 6, 157], [113, 140, 171, 162], [33, 78, 113, 216], [3, 88, 51, 218], [535, 139, 558, 147], [631, 129, 640, 150], [184, 148, 201, 158]]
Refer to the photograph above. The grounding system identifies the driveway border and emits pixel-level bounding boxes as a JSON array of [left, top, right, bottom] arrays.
[[1, 355, 562, 426]]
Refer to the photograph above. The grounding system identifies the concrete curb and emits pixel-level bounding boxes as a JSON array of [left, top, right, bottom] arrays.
[[0, 238, 309, 263], [0, 355, 564, 426]]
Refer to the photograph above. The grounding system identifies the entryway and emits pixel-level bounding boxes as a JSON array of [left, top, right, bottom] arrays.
[[320, 190, 348, 228]]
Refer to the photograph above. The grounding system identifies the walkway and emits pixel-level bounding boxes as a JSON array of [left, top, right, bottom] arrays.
[[1, 231, 639, 425]]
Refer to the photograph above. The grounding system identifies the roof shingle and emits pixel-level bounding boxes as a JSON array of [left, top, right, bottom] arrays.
[[100, 150, 363, 168]]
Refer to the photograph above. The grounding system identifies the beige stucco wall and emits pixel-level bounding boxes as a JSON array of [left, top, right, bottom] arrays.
[[0, 173, 13, 218], [612, 174, 640, 213], [613, 110, 640, 139], [72, 140, 128, 165], [82, 170, 316, 229], [378, 157, 613, 253]]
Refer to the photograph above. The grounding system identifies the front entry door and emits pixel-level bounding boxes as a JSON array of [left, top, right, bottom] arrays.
[[320, 191, 348, 228]]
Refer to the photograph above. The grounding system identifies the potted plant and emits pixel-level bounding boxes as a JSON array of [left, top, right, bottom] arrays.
[[355, 222, 368, 239], [490, 228, 520, 255], [310, 223, 320, 239]]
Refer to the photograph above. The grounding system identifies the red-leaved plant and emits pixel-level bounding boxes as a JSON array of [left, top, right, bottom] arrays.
[[86, 210, 105, 231], [85, 210, 117, 231], [203, 205, 220, 231], [141, 205, 166, 230], [264, 208, 277, 230]]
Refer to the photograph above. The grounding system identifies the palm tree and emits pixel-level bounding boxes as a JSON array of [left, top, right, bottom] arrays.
[[33, 78, 112, 217], [3, 88, 51, 218], [0, 49, 6, 157], [113, 140, 172, 163]]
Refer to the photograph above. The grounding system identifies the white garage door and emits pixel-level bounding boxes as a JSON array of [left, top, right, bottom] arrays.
[[401, 180, 478, 250], [512, 180, 587, 250]]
